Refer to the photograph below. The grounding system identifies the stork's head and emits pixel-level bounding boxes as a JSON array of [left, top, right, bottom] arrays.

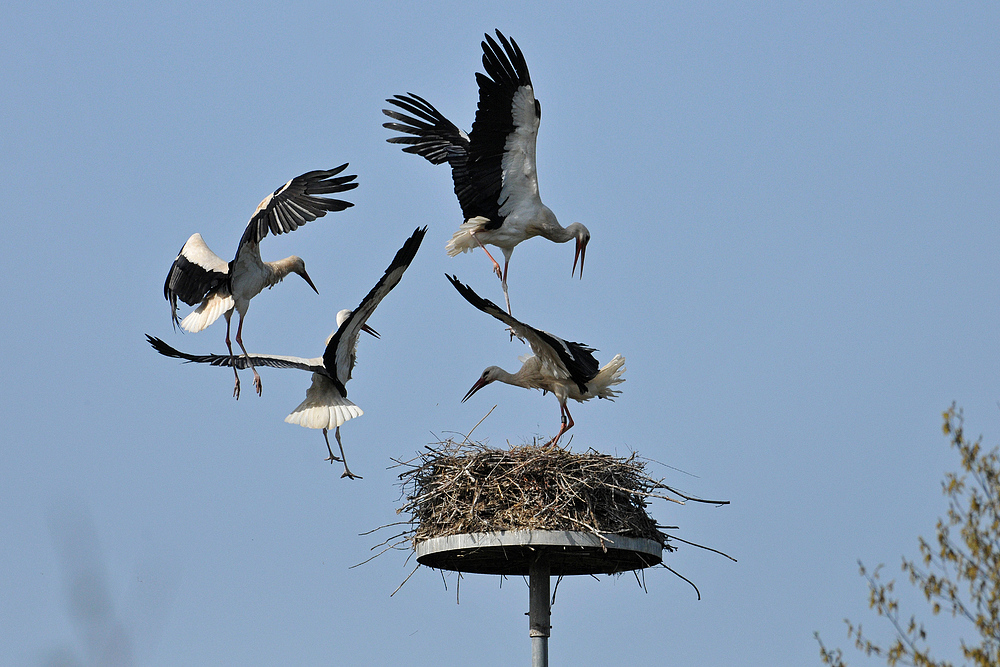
[[567, 223, 590, 279], [462, 366, 503, 403], [335, 309, 380, 339], [289, 256, 319, 294]]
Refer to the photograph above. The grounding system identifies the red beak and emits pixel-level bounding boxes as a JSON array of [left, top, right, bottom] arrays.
[[462, 377, 490, 403]]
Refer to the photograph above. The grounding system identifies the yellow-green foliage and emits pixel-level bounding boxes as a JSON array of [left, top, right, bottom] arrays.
[[817, 405, 1000, 666]]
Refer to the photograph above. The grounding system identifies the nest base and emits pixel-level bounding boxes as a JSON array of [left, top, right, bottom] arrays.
[[415, 530, 663, 576]]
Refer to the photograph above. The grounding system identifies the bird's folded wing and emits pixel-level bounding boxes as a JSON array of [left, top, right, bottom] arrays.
[[164, 233, 230, 307]]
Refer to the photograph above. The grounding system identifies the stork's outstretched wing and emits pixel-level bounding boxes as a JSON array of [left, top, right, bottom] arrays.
[[147, 335, 324, 374], [471, 30, 540, 227], [235, 165, 358, 256], [324, 227, 427, 386], [383, 93, 470, 165], [383, 30, 540, 231], [446, 274, 598, 393]]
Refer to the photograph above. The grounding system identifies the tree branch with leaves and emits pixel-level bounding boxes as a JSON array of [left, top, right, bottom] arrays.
[[816, 404, 1000, 666]]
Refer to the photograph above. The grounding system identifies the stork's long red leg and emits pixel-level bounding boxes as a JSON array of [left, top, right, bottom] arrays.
[[471, 230, 516, 328], [471, 230, 503, 281], [224, 312, 241, 400], [234, 313, 262, 396], [548, 403, 575, 447]]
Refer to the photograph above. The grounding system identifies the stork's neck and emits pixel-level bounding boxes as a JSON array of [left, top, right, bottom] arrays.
[[500, 361, 553, 393], [540, 219, 588, 244], [265, 256, 300, 286], [494, 366, 533, 390]]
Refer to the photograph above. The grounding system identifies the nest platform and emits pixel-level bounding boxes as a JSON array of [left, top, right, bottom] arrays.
[[395, 440, 680, 578], [416, 529, 663, 576]]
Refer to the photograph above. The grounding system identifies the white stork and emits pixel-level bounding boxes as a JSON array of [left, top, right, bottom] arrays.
[[150, 227, 426, 479], [383, 30, 590, 316], [163, 165, 358, 399], [448, 275, 624, 446]]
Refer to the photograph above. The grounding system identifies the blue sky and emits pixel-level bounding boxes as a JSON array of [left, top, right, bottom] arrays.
[[2, 2, 999, 665]]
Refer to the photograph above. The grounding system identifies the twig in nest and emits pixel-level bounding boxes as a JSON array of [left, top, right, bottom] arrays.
[[461, 406, 496, 445], [666, 534, 737, 562], [662, 564, 701, 600], [390, 564, 420, 597]]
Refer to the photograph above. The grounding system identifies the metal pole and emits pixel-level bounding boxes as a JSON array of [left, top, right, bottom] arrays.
[[529, 558, 550, 667]]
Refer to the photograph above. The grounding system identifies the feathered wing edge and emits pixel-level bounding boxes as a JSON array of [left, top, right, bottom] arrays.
[[236, 164, 359, 253], [382, 93, 469, 165], [465, 29, 536, 224], [590, 354, 626, 400], [179, 293, 234, 333], [382, 30, 534, 227], [146, 335, 322, 373]]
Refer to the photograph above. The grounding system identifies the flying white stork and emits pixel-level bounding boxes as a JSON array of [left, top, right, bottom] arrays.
[[383, 29, 590, 316], [150, 227, 427, 479], [163, 165, 358, 399], [447, 274, 624, 446]]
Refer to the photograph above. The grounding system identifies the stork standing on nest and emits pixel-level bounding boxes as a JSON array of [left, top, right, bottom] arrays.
[[383, 29, 590, 316], [163, 165, 358, 399], [150, 227, 426, 479], [448, 275, 624, 446]]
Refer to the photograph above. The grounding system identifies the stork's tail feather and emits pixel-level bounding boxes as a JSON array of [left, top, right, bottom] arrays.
[[591, 354, 626, 400], [180, 294, 234, 333], [285, 394, 363, 430], [445, 217, 490, 257]]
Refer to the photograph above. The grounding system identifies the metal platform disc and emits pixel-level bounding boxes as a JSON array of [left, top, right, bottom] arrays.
[[415, 530, 663, 576]]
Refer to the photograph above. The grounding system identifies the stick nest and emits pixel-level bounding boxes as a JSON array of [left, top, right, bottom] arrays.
[[395, 439, 679, 549]]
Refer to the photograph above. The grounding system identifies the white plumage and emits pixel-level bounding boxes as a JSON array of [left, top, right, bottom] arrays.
[[282, 308, 367, 430], [284, 372, 364, 430], [163, 165, 358, 399]]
